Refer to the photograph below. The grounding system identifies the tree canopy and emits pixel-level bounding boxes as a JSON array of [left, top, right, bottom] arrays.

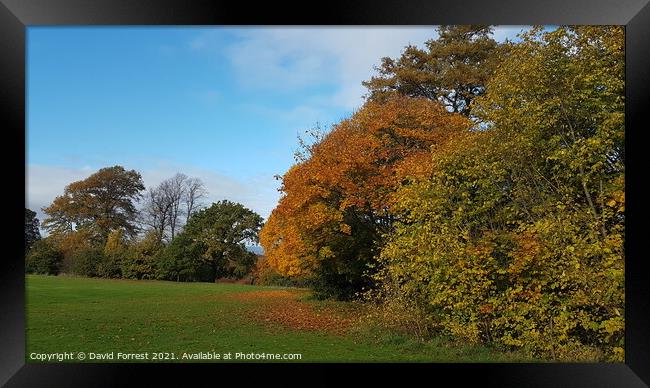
[[363, 25, 500, 118], [42, 166, 145, 240], [181, 200, 263, 280]]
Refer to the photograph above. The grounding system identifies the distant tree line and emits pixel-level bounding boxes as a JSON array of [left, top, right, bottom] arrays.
[[25, 166, 269, 283]]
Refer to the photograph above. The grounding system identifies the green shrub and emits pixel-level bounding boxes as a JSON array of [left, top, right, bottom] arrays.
[[70, 247, 105, 277], [97, 252, 124, 278], [155, 233, 205, 282], [26, 239, 63, 275]]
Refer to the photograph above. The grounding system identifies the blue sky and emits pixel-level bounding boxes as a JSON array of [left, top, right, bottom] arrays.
[[27, 26, 529, 223]]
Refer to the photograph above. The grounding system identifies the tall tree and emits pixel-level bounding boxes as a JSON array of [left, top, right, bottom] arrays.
[[363, 25, 500, 118], [42, 166, 145, 240], [25, 208, 41, 251]]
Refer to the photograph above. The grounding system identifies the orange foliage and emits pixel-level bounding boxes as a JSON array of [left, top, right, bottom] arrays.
[[260, 96, 471, 278]]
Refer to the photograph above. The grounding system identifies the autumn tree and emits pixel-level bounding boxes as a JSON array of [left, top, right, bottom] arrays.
[[42, 166, 145, 241], [363, 25, 500, 118], [260, 95, 471, 299], [25, 208, 41, 252], [49, 227, 96, 273], [177, 200, 263, 281]]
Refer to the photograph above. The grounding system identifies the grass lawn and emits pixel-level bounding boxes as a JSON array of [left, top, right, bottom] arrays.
[[26, 275, 532, 363]]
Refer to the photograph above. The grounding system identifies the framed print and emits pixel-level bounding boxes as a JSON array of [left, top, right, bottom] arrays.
[[1, 0, 649, 386]]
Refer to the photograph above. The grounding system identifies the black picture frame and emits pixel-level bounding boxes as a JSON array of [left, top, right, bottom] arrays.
[[2, 0, 648, 386]]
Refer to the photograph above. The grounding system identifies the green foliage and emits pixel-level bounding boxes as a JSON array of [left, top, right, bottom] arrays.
[[149, 200, 263, 283], [31, 198, 262, 284], [97, 252, 124, 279], [375, 26, 625, 361], [155, 232, 207, 282], [70, 246, 105, 278], [308, 252, 374, 300], [25, 239, 63, 275], [182, 200, 263, 280]]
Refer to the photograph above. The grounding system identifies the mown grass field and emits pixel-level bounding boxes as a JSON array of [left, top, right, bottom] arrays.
[[26, 275, 532, 363]]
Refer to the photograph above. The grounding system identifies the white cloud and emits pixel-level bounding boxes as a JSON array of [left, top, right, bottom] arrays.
[[26, 165, 91, 223], [26, 163, 281, 233], [191, 27, 436, 110]]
